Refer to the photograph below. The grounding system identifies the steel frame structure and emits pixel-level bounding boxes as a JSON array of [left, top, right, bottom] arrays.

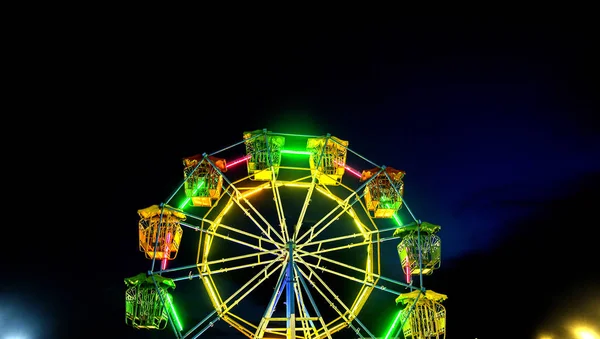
[[137, 130, 439, 339]]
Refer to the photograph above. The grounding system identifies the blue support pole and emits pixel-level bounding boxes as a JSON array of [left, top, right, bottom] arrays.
[[286, 241, 296, 338], [191, 316, 220, 339], [270, 272, 287, 316], [183, 309, 218, 338], [208, 132, 263, 156], [293, 263, 340, 339], [343, 145, 381, 168], [258, 261, 288, 328]]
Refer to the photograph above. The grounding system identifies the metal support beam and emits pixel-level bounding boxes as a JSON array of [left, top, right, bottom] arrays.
[[293, 133, 330, 241], [392, 291, 422, 339], [204, 153, 285, 244], [254, 261, 288, 339], [150, 272, 182, 339], [183, 309, 217, 338], [382, 170, 424, 288], [286, 241, 296, 339], [294, 263, 334, 339]]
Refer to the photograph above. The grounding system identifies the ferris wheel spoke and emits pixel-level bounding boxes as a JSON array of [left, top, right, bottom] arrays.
[[295, 257, 356, 314], [236, 197, 286, 245], [293, 136, 332, 241], [295, 167, 385, 247], [293, 279, 310, 338], [197, 223, 278, 254], [205, 258, 276, 277], [200, 249, 281, 267], [294, 270, 332, 339], [299, 259, 404, 296], [297, 227, 403, 261], [295, 190, 365, 248], [292, 270, 325, 339], [199, 220, 283, 249], [227, 182, 285, 242], [253, 260, 289, 338], [296, 249, 415, 291], [302, 239, 371, 257], [292, 180, 318, 241], [298, 225, 396, 249], [155, 249, 280, 277], [187, 260, 283, 338], [217, 260, 285, 318], [168, 258, 280, 282], [294, 193, 354, 245], [297, 168, 390, 248], [293, 264, 336, 339], [203, 155, 286, 245], [225, 312, 259, 337], [213, 181, 285, 247], [295, 262, 375, 339], [226, 183, 286, 245], [201, 253, 281, 275], [270, 179, 290, 242], [295, 248, 368, 282], [294, 264, 355, 333]]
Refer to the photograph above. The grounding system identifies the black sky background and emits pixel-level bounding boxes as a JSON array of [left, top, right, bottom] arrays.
[[2, 13, 599, 339]]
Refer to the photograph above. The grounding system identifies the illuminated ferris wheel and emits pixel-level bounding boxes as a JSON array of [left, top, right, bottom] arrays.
[[124, 130, 447, 339]]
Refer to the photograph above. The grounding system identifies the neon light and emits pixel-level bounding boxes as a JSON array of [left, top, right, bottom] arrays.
[[344, 165, 362, 178], [161, 232, 172, 270], [393, 213, 402, 227], [166, 293, 183, 331], [240, 187, 264, 199], [333, 160, 362, 178], [226, 154, 251, 168], [203, 277, 220, 309], [179, 180, 206, 209], [384, 309, 404, 339], [281, 149, 311, 155], [404, 257, 411, 284]]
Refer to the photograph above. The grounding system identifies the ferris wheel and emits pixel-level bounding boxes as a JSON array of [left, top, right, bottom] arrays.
[[124, 130, 447, 339]]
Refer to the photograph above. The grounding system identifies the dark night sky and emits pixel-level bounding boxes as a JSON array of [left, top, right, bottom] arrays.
[[3, 14, 599, 339]]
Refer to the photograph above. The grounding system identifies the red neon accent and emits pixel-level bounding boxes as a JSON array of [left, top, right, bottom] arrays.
[[226, 155, 252, 168], [334, 160, 362, 178], [344, 165, 362, 178], [161, 232, 172, 270], [404, 258, 411, 283]]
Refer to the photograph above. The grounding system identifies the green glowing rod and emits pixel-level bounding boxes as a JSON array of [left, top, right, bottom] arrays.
[[166, 293, 182, 331], [383, 308, 404, 339], [179, 180, 205, 209]]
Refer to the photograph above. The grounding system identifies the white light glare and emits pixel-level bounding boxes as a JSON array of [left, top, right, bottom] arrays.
[[573, 327, 599, 339]]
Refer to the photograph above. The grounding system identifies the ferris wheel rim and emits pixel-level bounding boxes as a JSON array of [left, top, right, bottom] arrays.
[[144, 130, 434, 339], [191, 167, 379, 339]]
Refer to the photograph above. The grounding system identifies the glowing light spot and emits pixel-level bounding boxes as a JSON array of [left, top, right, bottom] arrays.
[[573, 327, 598, 339]]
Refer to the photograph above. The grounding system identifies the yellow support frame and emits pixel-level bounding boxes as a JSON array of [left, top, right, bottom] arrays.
[[192, 169, 379, 339], [144, 130, 439, 339]]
